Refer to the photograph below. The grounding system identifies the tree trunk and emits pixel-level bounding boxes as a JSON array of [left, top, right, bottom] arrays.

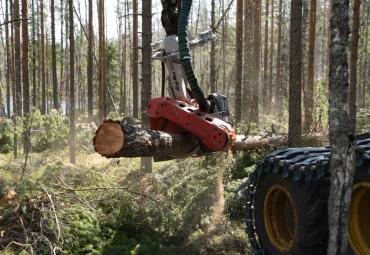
[[59, 0, 64, 112], [140, 0, 153, 173], [221, 0, 227, 95], [31, 0, 37, 110], [304, 0, 317, 133], [64, 0, 69, 115], [98, 0, 105, 121], [243, 0, 253, 122], [122, 1, 127, 115], [268, 0, 274, 111], [288, 0, 302, 146], [210, 0, 216, 93], [13, 0, 21, 117], [234, 0, 243, 123], [262, 0, 269, 111], [348, 0, 361, 132], [5, 0, 11, 117], [301, 0, 308, 126], [22, 0, 30, 151], [117, 0, 124, 115], [87, 0, 94, 117], [275, 0, 283, 113], [132, 0, 139, 119], [69, 0, 75, 164], [327, 0, 355, 254], [251, 0, 261, 125], [40, 0, 46, 114], [361, 3, 369, 108], [51, 0, 59, 110]]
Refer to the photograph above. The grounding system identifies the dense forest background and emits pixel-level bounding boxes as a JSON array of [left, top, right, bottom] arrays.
[[0, 0, 369, 254]]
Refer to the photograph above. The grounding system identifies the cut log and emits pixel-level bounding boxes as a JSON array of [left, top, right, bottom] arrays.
[[94, 120, 289, 159], [232, 135, 288, 151], [93, 120, 198, 158]]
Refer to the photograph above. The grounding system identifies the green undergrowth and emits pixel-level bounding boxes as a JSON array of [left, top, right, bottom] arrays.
[[0, 147, 266, 255]]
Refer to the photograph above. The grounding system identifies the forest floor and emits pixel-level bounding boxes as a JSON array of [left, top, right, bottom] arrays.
[[0, 147, 256, 255], [1, 110, 367, 255]]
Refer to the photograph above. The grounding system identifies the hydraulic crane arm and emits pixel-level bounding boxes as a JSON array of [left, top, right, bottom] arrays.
[[160, 0, 180, 36], [146, 0, 236, 158]]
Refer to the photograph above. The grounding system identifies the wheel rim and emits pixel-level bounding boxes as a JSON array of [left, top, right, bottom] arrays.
[[349, 182, 370, 255], [264, 184, 297, 252]]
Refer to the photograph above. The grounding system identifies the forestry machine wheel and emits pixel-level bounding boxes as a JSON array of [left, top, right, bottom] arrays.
[[240, 134, 370, 255], [348, 138, 370, 255]]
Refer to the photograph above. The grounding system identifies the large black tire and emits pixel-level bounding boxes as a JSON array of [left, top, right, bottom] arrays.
[[254, 172, 329, 255], [347, 167, 370, 255], [242, 134, 370, 255]]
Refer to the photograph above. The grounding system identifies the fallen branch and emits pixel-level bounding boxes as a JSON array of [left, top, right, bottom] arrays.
[[54, 181, 180, 220], [41, 186, 61, 242]]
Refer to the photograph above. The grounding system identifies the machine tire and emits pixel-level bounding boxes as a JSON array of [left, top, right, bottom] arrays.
[[243, 135, 370, 255], [347, 168, 370, 255], [254, 173, 329, 255]]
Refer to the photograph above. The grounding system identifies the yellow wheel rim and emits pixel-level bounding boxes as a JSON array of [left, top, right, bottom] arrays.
[[264, 184, 298, 252], [349, 182, 370, 255]]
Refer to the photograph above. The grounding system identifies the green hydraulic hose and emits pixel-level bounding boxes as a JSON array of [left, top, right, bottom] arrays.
[[178, 0, 210, 113]]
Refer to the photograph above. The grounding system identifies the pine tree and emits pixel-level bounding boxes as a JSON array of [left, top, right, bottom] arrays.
[[98, 0, 105, 121], [234, 0, 243, 122], [327, 0, 355, 254], [69, 0, 76, 164], [51, 0, 59, 110], [304, 0, 317, 132], [87, 0, 94, 117], [140, 0, 153, 173], [288, 0, 303, 146]]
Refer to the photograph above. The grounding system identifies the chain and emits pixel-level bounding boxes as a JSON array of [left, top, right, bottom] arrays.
[[244, 165, 265, 255]]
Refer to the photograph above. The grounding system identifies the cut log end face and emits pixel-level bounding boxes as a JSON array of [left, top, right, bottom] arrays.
[[94, 122, 124, 157]]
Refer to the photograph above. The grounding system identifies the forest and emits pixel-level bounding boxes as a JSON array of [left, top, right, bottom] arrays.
[[0, 0, 369, 254]]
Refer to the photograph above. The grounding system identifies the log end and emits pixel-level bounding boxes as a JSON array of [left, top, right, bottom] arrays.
[[94, 122, 124, 157]]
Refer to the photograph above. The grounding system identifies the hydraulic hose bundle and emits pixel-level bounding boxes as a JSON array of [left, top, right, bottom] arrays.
[[178, 0, 210, 113]]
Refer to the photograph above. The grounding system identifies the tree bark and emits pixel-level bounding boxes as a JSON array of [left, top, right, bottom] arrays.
[[243, 0, 253, 122], [327, 0, 356, 254], [98, 0, 105, 122], [262, 0, 269, 111], [304, 0, 317, 133], [31, 0, 37, 109], [69, 0, 76, 164], [221, 0, 227, 95], [132, 0, 139, 119], [141, 0, 153, 173], [13, 0, 21, 117], [87, 0, 94, 117], [348, 0, 361, 132], [288, 0, 302, 146], [301, 0, 308, 125], [360, 2, 369, 108], [268, 0, 274, 111], [51, 0, 59, 110], [5, 0, 11, 117], [117, 0, 124, 115], [59, 0, 64, 111], [22, 0, 30, 151], [93, 121, 288, 159], [234, 0, 243, 123], [210, 0, 217, 93], [275, 0, 283, 113], [251, 0, 261, 125], [40, 0, 46, 114]]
